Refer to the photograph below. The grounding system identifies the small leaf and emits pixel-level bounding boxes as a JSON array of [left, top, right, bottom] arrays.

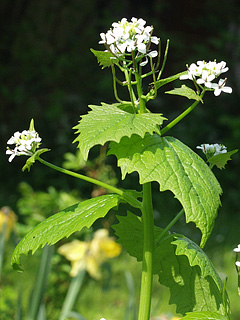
[[208, 149, 238, 169], [153, 71, 187, 89], [165, 85, 203, 102], [11, 194, 122, 270], [109, 134, 222, 247], [73, 103, 166, 160], [90, 49, 118, 69], [146, 71, 187, 101], [29, 118, 35, 131], [22, 149, 50, 172], [181, 311, 227, 320]]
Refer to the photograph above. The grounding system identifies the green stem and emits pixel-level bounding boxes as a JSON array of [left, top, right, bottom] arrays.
[[155, 208, 185, 245], [138, 182, 154, 320], [134, 71, 146, 114], [123, 65, 137, 111], [37, 157, 141, 209], [161, 91, 205, 135]]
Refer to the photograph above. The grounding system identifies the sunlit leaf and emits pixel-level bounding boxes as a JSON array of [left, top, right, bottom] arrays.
[[73, 103, 166, 160], [165, 85, 203, 102], [90, 49, 118, 69], [109, 134, 222, 247], [12, 194, 122, 270]]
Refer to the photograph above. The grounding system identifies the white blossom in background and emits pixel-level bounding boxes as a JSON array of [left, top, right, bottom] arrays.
[[234, 244, 240, 253], [180, 60, 232, 96], [196, 143, 227, 157], [6, 129, 41, 162], [99, 17, 159, 64], [236, 261, 240, 267]]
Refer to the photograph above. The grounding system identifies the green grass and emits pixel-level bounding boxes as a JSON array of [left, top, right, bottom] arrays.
[[1, 242, 240, 320]]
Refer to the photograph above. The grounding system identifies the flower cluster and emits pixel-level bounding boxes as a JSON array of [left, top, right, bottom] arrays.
[[99, 17, 159, 65], [6, 129, 41, 162], [234, 245, 240, 267], [197, 143, 227, 158], [58, 229, 121, 279], [180, 60, 232, 96]]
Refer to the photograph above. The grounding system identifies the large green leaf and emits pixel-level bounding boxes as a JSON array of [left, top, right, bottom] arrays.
[[181, 311, 227, 320], [12, 194, 122, 270], [113, 212, 227, 316], [109, 134, 222, 247], [73, 103, 166, 160]]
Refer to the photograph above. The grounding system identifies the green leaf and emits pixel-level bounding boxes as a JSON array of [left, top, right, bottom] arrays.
[[181, 311, 228, 320], [113, 212, 227, 316], [153, 71, 187, 89], [90, 49, 118, 68], [165, 85, 203, 102], [109, 134, 222, 247], [113, 211, 167, 261], [73, 103, 166, 160], [11, 194, 122, 270], [172, 235, 230, 315], [208, 149, 238, 169], [146, 71, 187, 101], [172, 236, 223, 283], [22, 149, 50, 172]]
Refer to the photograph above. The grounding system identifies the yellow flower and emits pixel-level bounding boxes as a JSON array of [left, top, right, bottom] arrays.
[[0, 206, 17, 240], [58, 229, 121, 279]]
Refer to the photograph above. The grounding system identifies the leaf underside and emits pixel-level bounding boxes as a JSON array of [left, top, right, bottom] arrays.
[[113, 212, 228, 316], [73, 103, 166, 160], [109, 134, 222, 247], [12, 194, 122, 270]]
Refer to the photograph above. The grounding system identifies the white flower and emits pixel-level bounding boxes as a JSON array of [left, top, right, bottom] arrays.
[[196, 143, 227, 157], [99, 17, 159, 62], [208, 78, 232, 96], [180, 60, 231, 96], [236, 261, 240, 267], [6, 129, 41, 162], [234, 244, 240, 253]]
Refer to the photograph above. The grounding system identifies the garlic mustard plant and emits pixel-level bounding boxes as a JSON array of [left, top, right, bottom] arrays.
[[8, 17, 238, 320]]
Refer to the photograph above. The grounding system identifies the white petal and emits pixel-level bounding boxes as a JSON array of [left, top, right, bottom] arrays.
[[151, 36, 159, 45], [214, 88, 221, 96], [140, 57, 148, 67], [148, 50, 158, 58], [222, 86, 232, 94], [179, 74, 190, 80], [137, 43, 147, 54], [236, 261, 240, 267]]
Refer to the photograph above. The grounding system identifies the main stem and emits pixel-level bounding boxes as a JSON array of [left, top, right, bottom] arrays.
[[131, 66, 154, 320], [138, 182, 154, 320]]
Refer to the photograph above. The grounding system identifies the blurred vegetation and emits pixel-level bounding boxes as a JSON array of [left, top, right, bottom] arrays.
[[1, 0, 240, 318]]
